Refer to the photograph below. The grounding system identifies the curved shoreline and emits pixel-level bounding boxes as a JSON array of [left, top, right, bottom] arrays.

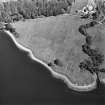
[[4, 30, 97, 92]]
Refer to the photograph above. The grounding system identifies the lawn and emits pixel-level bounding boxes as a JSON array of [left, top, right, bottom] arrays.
[[11, 14, 98, 86]]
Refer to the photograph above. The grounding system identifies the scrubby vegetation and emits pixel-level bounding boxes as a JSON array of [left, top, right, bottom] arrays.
[[0, 0, 72, 23]]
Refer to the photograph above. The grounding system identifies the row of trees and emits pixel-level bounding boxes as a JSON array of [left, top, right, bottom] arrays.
[[0, 0, 72, 23]]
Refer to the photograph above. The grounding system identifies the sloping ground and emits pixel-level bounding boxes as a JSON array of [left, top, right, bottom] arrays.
[[11, 14, 96, 86]]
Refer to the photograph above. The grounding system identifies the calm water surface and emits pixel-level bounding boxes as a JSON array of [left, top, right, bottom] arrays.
[[0, 31, 104, 104]]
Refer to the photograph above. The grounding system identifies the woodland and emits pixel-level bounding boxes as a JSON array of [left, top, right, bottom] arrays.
[[0, 0, 72, 23]]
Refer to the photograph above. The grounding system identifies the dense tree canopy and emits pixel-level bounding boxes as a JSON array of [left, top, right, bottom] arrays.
[[0, 0, 72, 23]]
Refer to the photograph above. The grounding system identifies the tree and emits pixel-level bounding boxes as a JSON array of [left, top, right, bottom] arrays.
[[5, 23, 15, 33], [0, 11, 12, 22]]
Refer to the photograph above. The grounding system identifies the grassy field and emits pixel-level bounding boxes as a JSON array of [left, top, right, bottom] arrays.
[[10, 14, 98, 86]]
